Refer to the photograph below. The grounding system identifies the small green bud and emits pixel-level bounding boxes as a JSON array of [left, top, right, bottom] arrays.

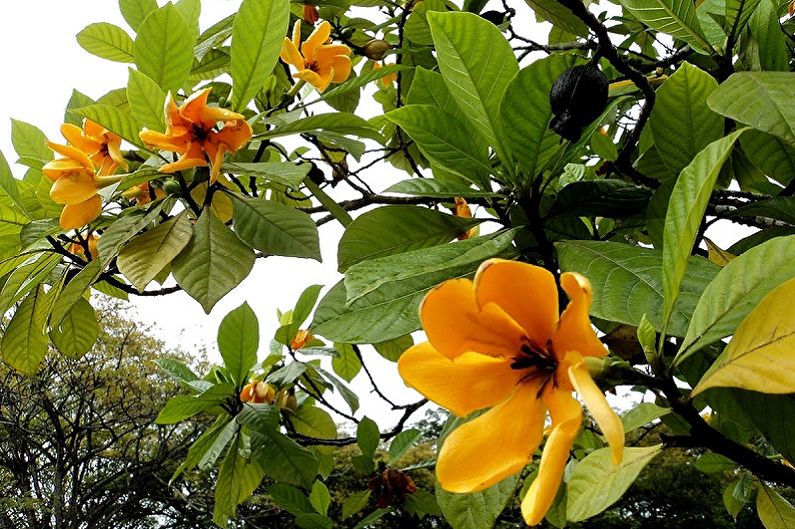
[[362, 39, 392, 61]]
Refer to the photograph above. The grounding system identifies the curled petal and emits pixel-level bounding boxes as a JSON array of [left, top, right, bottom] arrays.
[[328, 56, 352, 83], [139, 128, 191, 151], [50, 172, 98, 204], [420, 278, 527, 359], [164, 92, 187, 128], [294, 69, 332, 92], [213, 119, 253, 152], [552, 272, 608, 359], [42, 159, 90, 182], [437, 380, 546, 493], [60, 123, 101, 154], [46, 142, 93, 170], [315, 44, 351, 63], [281, 37, 305, 70], [205, 142, 226, 184], [179, 88, 212, 124], [106, 139, 128, 171], [567, 352, 623, 465], [301, 20, 331, 60], [397, 342, 520, 417], [199, 105, 246, 125], [475, 259, 559, 347], [291, 19, 302, 49], [521, 389, 582, 526], [160, 142, 207, 173], [59, 195, 102, 229]]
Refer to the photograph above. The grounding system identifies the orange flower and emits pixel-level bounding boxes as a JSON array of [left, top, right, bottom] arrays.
[[280, 20, 352, 93], [302, 3, 319, 24], [372, 61, 398, 88], [68, 231, 100, 260], [42, 142, 119, 229], [453, 196, 478, 240], [122, 182, 165, 205], [61, 119, 128, 176], [240, 381, 276, 404], [397, 259, 624, 526], [139, 88, 252, 184], [290, 329, 314, 350]]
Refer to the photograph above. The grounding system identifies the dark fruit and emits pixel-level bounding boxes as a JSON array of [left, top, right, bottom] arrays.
[[480, 10, 505, 25], [549, 64, 609, 142], [307, 162, 326, 185]]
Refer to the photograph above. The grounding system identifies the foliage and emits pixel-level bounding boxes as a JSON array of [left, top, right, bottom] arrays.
[[1, 0, 795, 526]]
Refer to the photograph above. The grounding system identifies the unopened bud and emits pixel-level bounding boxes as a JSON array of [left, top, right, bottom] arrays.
[[162, 178, 182, 195], [362, 39, 392, 61]]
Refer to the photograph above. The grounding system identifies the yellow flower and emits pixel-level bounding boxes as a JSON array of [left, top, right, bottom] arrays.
[[397, 259, 624, 526], [280, 20, 352, 93], [122, 182, 165, 205], [42, 142, 105, 229], [68, 231, 100, 260], [372, 61, 398, 88], [240, 381, 276, 404], [290, 329, 314, 350], [61, 119, 128, 176], [139, 88, 253, 184], [452, 196, 478, 240]]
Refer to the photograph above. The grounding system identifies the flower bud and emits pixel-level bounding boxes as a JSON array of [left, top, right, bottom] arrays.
[[162, 178, 182, 195], [549, 64, 609, 142], [362, 39, 392, 61], [253, 382, 276, 404]]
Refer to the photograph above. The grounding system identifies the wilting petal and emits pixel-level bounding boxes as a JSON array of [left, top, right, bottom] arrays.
[[281, 37, 305, 70], [397, 342, 521, 417], [420, 278, 527, 359], [521, 389, 582, 526], [437, 380, 546, 492], [50, 172, 98, 204], [552, 272, 608, 359], [567, 352, 623, 465], [46, 142, 93, 170], [328, 55, 352, 83], [302, 20, 331, 60], [213, 119, 253, 152], [60, 195, 102, 229], [475, 259, 559, 347], [160, 142, 207, 173]]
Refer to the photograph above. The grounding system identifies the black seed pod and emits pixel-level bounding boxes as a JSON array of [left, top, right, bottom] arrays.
[[480, 10, 505, 26], [307, 162, 326, 185], [549, 64, 609, 142]]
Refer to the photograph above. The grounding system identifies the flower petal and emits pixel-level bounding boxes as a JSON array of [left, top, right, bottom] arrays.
[[139, 128, 191, 151], [437, 380, 546, 493], [568, 353, 624, 465], [328, 56, 352, 83], [521, 388, 582, 526], [160, 142, 207, 173], [106, 139, 128, 171], [420, 278, 527, 359], [42, 159, 89, 181], [60, 123, 100, 154], [397, 342, 521, 417], [50, 172, 98, 204], [213, 119, 253, 152], [552, 272, 608, 359], [281, 37, 305, 69], [179, 88, 212, 124], [291, 19, 302, 49], [46, 142, 93, 170], [294, 69, 326, 92], [315, 44, 351, 63], [59, 195, 102, 230], [301, 20, 331, 60], [475, 259, 559, 346], [199, 105, 246, 125]]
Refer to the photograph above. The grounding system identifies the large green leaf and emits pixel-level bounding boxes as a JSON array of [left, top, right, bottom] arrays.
[[649, 62, 723, 175], [214, 435, 264, 525], [428, 11, 518, 165], [261, 113, 384, 143], [384, 179, 496, 199], [407, 67, 464, 119], [98, 203, 166, 262], [172, 209, 255, 313], [231, 194, 321, 260], [757, 482, 795, 529], [524, 0, 587, 35], [119, 0, 158, 31], [127, 68, 166, 131], [76, 22, 135, 63], [677, 235, 795, 362], [133, 3, 194, 92], [70, 104, 148, 149], [0, 253, 60, 314], [740, 130, 795, 186], [499, 54, 575, 180], [252, 430, 318, 488], [217, 302, 259, 386], [567, 445, 662, 522], [230, 0, 289, 111], [10, 119, 52, 170], [337, 206, 482, 272], [222, 162, 309, 189], [748, 0, 789, 72], [618, 0, 712, 53], [49, 258, 104, 328], [436, 475, 518, 529], [118, 213, 192, 291], [332, 343, 361, 382], [156, 383, 234, 424], [725, 0, 761, 42], [707, 73, 795, 149], [661, 129, 745, 332], [549, 179, 651, 218], [1, 286, 49, 375], [50, 297, 99, 359], [556, 240, 719, 336], [385, 105, 492, 184]]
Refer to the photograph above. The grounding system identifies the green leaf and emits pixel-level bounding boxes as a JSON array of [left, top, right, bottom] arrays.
[[214, 436, 264, 525], [98, 203, 166, 262], [309, 481, 331, 516], [692, 277, 795, 396], [649, 62, 723, 175], [385, 105, 492, 184], [172, 209, 255, 313], [337, 206, 482, 272], [50, 298, 99, 359], [155, 358, 199, 382], [677, 235, 795, 362], [524, 0, 587, 35], [407, 67, 464, 119], [388, 429, 422, 464], [76, 22, 135, 63], [707, 73, 795, 149], [291, 406, 338, 450], [222, 161, 310, 189], [661, 129, 745, 332], [0, 150, 27, 217], [253, 430, 319, 488], [332, 343, 361, 382], [725, 0, 761, 43], [261, 113, 384, 143], [127, 68, 166, 131], [295, 514, 334, 529], [323, 64, 410, 100], [436, 474, 518, 529], [133, 3, 194, 93], [725, 197, 795, 225], [357, 417, 380, 458], [10, 119, 52, 170], [117, 212, 193, 291], [740, 131, 795, 186], [748, 0, 789, 72], [267, 483, 315, 516], [566, 445, 662, 521], [175, 0, 201, 38], [617, 0, 711, 53], [499, 54, 575, 179], [385, 179, 496, 199], [119, 0, 158, 31], [428, 11, 518, 165], [556, 240, 719, 337], [230, 194, 321, 260], [315, 367, 359, 414], [341, 491, 371, 520], [156, 383, 234, 424], [0, 253, 61, 314], [757, 483, 795, 529], [694, 452, 736, 474], [49, 259, 104, 328], [237, 403, 280, 434], [621, 402, 670, 433], [549, 179, 651, 218], [217, 302, 259, 386], [230, 0, 289, 111], [314, 231, 518, 343], [1, 286, 49, 375], [70, 104, 148, 149]]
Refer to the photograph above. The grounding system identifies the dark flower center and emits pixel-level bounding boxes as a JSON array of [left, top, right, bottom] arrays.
[[511, 338, 558, 394], [192, 123, 211, 141]]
